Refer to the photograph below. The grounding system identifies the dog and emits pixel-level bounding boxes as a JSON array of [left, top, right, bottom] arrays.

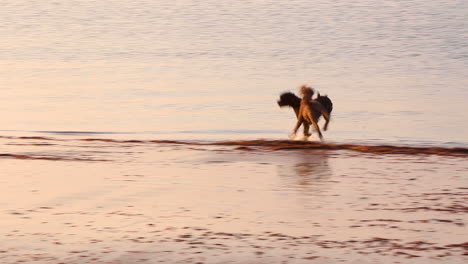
[[277, 87, 332, 139], [293, 86, 330, 140]]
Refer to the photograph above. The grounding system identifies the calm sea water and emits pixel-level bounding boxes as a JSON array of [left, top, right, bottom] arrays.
[[1, 0, 467, 146], [1, 2, 468, 262]]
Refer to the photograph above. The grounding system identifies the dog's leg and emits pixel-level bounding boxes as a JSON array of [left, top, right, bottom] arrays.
[[306, 112, 323, 140], [293, 115, 304, 135], [302, 122, 311, 137], [321, 110, 330, 131]]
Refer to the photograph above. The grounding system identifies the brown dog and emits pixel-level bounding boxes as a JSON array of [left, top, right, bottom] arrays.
[[292, 86, 330, 140]]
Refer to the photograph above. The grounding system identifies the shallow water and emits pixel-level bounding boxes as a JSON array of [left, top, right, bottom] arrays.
[[1, 136, 467, 263], [1, 0, 468, 145]]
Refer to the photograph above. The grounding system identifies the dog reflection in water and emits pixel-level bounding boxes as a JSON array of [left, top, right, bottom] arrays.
[[276, 151, 332, 195]]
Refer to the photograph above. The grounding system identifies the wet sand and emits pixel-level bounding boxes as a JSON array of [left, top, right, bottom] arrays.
[[1, 136, 467, 263]]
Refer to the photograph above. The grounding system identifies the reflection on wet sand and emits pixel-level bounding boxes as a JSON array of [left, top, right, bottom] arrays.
[[277, 151, 332, 195]]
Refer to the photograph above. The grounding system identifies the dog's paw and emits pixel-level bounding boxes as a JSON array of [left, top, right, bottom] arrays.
[[289, 133, 298, 140]]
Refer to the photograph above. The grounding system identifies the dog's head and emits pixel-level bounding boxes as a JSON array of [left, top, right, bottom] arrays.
[[316, 93, 333, 114], [277, 92, 301, 108], [300, 85, 314, 99]]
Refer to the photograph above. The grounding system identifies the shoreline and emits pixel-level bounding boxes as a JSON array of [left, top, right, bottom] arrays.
[[2, 135, 468, 159]]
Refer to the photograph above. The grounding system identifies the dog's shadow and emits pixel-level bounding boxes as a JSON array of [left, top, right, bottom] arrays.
[[276, 150, 332, 195]]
